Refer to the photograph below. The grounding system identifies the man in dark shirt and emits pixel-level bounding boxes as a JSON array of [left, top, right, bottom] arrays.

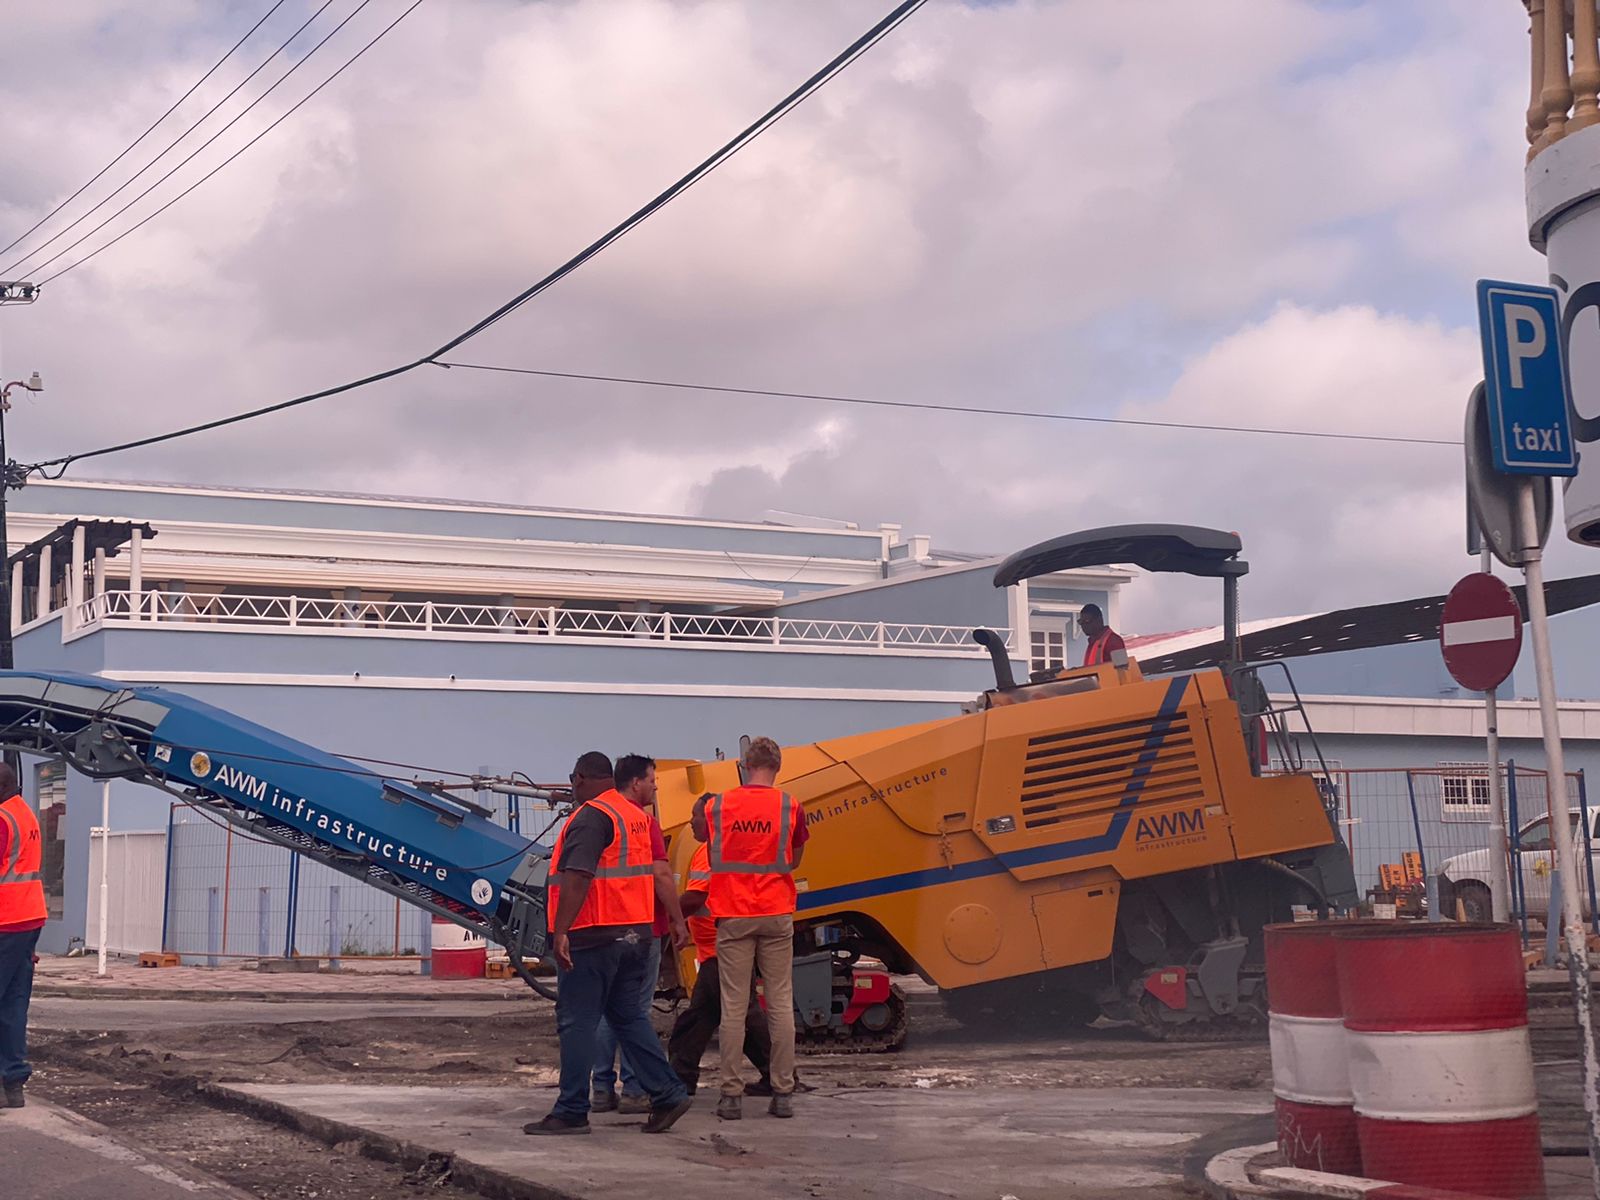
[[590, 754, 672, 1114], [525, 752, 691, 1136]]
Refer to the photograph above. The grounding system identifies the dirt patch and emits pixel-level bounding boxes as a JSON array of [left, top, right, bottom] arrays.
[[32, 1062, 481, 1200]]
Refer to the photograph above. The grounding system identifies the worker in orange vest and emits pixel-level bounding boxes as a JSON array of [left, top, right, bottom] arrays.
[[525, 752, 692, 1137], [693, 736, 808, 1121], [0, 763, 46, 1110], [1079, 603, 1126, 667]]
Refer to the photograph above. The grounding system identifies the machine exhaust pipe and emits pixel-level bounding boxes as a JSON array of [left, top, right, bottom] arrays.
[[972, 628, 1016, 691]]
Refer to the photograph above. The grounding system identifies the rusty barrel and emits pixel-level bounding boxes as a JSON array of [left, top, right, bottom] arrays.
[[1334, 923, 1544, 1199], [1265, 921, 1362, 1174]]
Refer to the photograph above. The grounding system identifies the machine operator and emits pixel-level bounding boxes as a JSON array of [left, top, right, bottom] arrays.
[[0, 763, 44, 1111], [1079, 603, 1125, 667]]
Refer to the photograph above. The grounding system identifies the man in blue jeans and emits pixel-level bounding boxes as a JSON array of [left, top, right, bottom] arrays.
[[525, 752, 690, 1136], [590, 753, 669, 1114], [0, 764, 47, 1110]]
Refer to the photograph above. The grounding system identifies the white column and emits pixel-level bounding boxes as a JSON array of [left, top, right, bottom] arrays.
[[128, 528, 142, 621], [92, 546, 105, 604], [9, 559, 21, 630], [96, 780, 110, 977], [69, 524, 85, 625], [36, 543, 50, 618]]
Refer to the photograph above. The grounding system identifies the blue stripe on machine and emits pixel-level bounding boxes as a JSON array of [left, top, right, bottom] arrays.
[[797, 674, 1191, 912]]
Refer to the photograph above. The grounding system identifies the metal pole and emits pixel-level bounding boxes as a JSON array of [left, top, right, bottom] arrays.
[[1481, 547, 1512, 922], [1581, 770, 1600, 935], [1509, 760, 1529, 946], [96, 780, 109, 976], [0, 393, 13, 671], [1515, 479, 1599, 1179], [1403, 769, 1428, 879]]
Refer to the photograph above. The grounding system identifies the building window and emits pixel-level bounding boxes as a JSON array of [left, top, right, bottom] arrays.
[[1439, 762, 1498, 819], [1030, 615, 1073, 676]]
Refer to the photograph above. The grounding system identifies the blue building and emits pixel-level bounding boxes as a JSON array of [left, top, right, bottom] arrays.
[[5, 478, 1128, 955]]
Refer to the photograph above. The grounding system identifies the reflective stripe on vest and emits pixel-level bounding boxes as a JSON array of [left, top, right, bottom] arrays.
[[708, 790, 797, 875], [585, 797, 657, 879], [0, 794, 47, 925], [1084, 631, 1111, 666]]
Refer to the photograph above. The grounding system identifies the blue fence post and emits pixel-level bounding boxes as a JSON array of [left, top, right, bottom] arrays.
[[1403, 769, 1428, 875], [206, 886, 220, 968], [159, 803, 175, 953], [328, 885, 341, 970], [1579, 770, 1599, 935], [257, 887, 270, 958], [283, 852, 300, 959], [1508, 760, 1529, 947]]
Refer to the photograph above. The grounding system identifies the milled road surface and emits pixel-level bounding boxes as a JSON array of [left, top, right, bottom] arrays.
[[17, 987, 1595, 1199]]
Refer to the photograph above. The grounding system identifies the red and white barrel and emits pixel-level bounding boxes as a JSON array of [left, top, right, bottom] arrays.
[[1264, 922, 1361, 1174], [430, 915, 488, 980], [1335, 923, 1544, 1199]]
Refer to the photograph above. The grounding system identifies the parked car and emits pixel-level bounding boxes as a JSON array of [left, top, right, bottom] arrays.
[[1439, 808, 1600, 922]]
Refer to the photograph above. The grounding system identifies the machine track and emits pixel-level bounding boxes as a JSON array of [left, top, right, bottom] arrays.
[[797, 983, 909, 1054]]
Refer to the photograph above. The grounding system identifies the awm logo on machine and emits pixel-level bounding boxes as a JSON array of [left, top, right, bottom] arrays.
[[1133, 807, 1205, 850]]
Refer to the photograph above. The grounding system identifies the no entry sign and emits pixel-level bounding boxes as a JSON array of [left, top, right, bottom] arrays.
[[1440, 573, 1523, 692]]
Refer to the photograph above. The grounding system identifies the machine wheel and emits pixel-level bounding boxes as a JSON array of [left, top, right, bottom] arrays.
[[1454, 881, 1493, 923]]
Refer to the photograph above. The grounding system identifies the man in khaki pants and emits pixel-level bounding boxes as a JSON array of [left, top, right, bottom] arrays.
[[693, 737, 808, 1121]]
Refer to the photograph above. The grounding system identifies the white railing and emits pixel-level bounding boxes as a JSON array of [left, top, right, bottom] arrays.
[[70, 590, 1007, 655]]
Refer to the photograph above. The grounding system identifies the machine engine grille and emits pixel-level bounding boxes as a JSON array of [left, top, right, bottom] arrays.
[[1019, 712, 1205, 830]]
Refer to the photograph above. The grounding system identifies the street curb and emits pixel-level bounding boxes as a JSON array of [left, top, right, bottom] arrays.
[[1202, 1144, 1553, 1200], [200, 1081, 585, 1200], [1202, 1143, 1281, 1198], [35, 985, 534, 1003]]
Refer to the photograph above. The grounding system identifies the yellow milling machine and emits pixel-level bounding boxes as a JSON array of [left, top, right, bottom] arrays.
[[657, 527, 1357, 1046]]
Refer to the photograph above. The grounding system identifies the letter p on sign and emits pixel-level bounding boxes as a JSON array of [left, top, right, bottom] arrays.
[[1476, 280, 1577, 476], [1503, 303, 1546, 389]]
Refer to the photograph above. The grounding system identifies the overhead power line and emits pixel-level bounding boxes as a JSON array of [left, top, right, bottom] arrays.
[[28, 0, 929, 475], [20, 0, 410, 284], [36, 0, 424, 286], [3, 0, 340, 277], [432, 360, 1461, 448], [0, 0, 289, 260]]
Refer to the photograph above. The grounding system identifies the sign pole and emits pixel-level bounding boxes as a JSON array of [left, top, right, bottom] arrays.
[[1481, 545, 1512, 923], [1516, 479, 1600, 1172]]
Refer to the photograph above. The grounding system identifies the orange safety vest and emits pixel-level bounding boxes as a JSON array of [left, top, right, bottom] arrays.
[[684, 844, 717, 964], [706, 785, 802, 918], [547, 791, 656, 932], [1083, 629, 1117, 666], [0, 793, 46, 927]]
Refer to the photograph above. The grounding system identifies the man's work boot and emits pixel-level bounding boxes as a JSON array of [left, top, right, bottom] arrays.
[[589, 1089, 618, 1113], [617, 1093, 652, 1115], [3, 1082, 23, 1109], [716, 1095, 742, 1121], [642, 1097, 693, 1134], [523, 1113, 590, 1135], [745, 1078, 773, 1097], [768, 1093, 794, 1119]]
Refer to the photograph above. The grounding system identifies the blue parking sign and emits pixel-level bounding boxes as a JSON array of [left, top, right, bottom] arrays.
[[1476, 279, 1577, 476]]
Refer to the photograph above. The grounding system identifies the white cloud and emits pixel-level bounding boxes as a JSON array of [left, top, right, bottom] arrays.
[[0, 1, 1568, 632]]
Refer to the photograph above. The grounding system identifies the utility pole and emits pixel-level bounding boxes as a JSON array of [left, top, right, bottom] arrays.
[[0, 279, 42, 671]]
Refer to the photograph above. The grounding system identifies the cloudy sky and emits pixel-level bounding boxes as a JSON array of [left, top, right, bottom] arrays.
[[0, 1, 1566, 631]]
